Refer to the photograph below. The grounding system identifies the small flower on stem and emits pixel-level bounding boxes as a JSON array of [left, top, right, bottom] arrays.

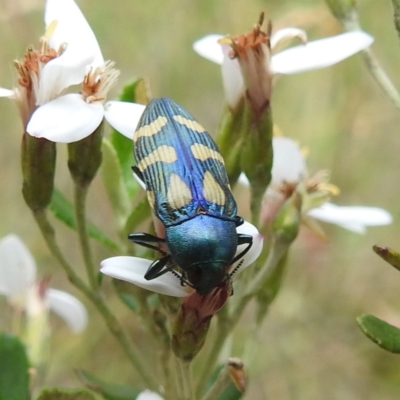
[[0, 0, 144, 143], [240, 137, 392, 233], [0, 234, 87, 365], [0, 234, 88, 332], [193, 14, 373, 111]]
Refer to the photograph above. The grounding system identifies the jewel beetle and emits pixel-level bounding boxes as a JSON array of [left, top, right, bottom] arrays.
[[130, 97, 253, 295]]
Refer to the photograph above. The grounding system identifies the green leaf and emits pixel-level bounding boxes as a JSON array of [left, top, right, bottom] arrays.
[[101, 139, 131, 228], [110, 79, 150, 198], [50, 189, 119, 252], [77, 369, 140, 400], [36, 387, 99, 400], [373, 245, 400, 271], [357, 314, 400, 353], [217, 382, 243, 400], [0, 332, 30, 400], [203, 365, 244, 400], [124, 196, 151, 236]]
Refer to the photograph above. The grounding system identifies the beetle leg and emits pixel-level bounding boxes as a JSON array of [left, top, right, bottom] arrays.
[[132, 165, 147, 190], [128, 232, 167, 255], [231, 234, 253, 264], [145, 254, 172, 280], [234, 216, 244, 227], [132, 165, 144, 182]]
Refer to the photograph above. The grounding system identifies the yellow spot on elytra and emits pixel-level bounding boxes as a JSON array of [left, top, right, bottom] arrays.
[[137, 145, 177, 172], [147, 190, 155, 210], [190, 143, 225, 164], [203, 171, 226, 206], [134, 116, 168, 142], [173, 115, 206, 133], [167, 173, 192, 210]]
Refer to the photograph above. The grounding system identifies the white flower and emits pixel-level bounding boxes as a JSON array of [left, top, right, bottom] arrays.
[[100, 221, 263, 297], [136, 390, 165, 400], [240, 137, 392, 233], [0, 234, 87, 332], [193, 19, 373, 110], [307, 203, 392, 234], [0, 0, 144, 142]]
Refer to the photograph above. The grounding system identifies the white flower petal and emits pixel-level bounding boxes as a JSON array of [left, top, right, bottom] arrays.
[[271, 137, 307, 186], [221, 45, 245, 109], [46, 288, 88, 332], [308, 202, 392, 233], [133, 171, 146, 190], [100, 256, 190, 297], [193, 34, 224, 64], [238, 173, 249, 186], [0, 87, 15, 98], [37, 52, 95, 105], [45, 0, 103, 67], [0, 235, 36, 297], [231, 221, 263, 275], [27, 93, 104, 143], [38, 0, 104, 103], [271, 31, 374, 74], [271, 27, 307, 51], [104, 101, 146, 140], [136, 391, 165, 400]]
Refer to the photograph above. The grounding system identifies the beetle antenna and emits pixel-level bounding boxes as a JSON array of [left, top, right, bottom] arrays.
[[168, 267, 194, 289], [229, 259, 244, 278]]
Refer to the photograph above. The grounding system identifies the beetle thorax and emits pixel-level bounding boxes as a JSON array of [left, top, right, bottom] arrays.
[[166, 215, 237, 294]]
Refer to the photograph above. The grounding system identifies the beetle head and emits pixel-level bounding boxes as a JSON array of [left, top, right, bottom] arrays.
[[166, 215, 237, 295]]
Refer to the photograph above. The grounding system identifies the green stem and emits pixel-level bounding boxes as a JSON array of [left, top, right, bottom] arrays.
[[243, 240, 289, 297], [391, 0, 400, 44], [172, 354, 185, 400], [201, 365, 231, 400], [250, 183, 264, 226], [361, 48, 400, 111], [32, 209, 157, 390], [341, 17, 400, 112], [178, 360, 195, 400], [195, 308, 230, 397], [74, 183, 98, 290]]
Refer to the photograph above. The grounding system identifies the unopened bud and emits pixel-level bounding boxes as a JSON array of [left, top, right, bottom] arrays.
[[272, 191, 301, 244], [228, 358, 246, 393], [325, 0, 358, 29], [373, 245, 400, 272], [21, 133, 56, 212], [172, 286, 229, 361], [68, 122, 103, 187], [216, 104, 246, 184]]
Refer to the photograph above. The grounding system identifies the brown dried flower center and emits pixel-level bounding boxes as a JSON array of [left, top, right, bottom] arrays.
[[228, 12, 271, 60]]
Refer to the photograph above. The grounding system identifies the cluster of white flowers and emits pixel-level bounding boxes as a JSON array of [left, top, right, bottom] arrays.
[[0, 0, 392, 315], [0, 0, 144, 142]]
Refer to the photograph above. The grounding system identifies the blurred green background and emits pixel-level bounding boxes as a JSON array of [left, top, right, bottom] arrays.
[[1, 0, 400, 399]]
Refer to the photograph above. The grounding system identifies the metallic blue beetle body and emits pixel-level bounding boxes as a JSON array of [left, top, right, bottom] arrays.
[[130, 98, 252, 295]]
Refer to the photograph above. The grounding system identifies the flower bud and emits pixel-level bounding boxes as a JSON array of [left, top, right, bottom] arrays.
[[21, 133, 56, 212], [325, 0, 358, 29], [272, 191, 302, 244], [228, 358, 246, 393], [240, 100, 273, 201], [68, 122, 103, 187], [171, 286, 229, 361]]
